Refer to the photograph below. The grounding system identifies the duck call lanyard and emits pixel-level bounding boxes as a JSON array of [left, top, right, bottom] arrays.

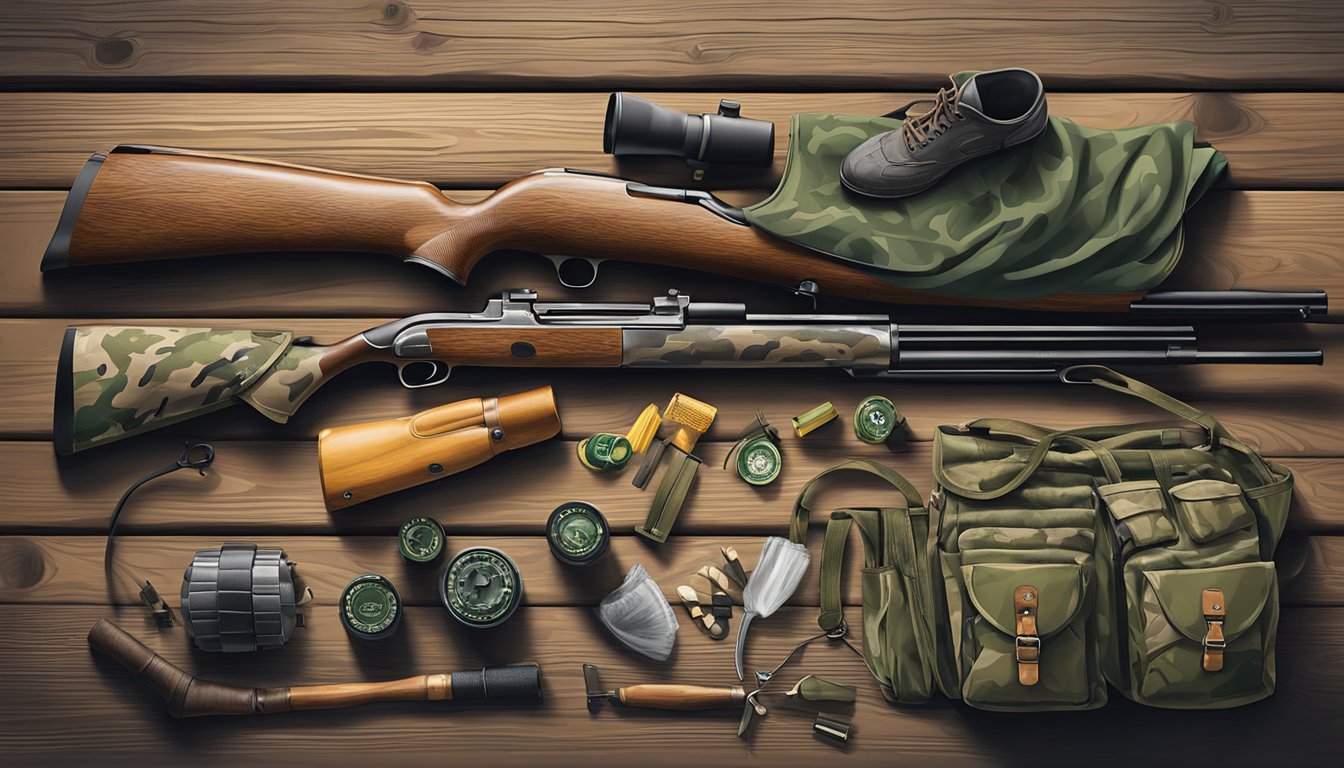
[[104, 442, 216, 626]]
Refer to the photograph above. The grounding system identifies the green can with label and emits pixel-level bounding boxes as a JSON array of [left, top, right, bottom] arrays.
[[577, 433, 634, 471], [440, 547, 523, 629], [547, 501, 610, 565], [398, 516, 445, 563], [854, 396, 900, 445], [339, 573, 402, 640], [736, 436, 782, 485]]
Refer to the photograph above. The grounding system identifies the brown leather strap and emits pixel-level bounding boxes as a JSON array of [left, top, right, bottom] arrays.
[[1014, 585, 1040, 686], [1202, 588, 1226, 673]]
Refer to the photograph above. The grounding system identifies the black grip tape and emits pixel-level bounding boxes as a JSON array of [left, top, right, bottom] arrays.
[[452, 664, 542, 701]]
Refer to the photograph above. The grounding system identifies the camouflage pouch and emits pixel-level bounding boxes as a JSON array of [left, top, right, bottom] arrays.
[[55, 326, 295, 454], [933, 366, 1291, 711], [789, 459, 952, 704], [745, 92, 1226, 301]]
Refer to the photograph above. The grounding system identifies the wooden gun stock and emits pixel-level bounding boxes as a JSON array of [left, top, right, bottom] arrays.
[[42, 145, 1126, 311], [89, 620, 543, 717], [317, 386, 562, 510]]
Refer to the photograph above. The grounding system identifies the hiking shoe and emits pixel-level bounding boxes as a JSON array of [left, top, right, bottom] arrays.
[[840, 68, 1048, 198]]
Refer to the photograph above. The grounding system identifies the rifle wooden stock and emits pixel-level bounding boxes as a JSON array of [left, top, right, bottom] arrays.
[[316, 386, 561, 510], [88, 620, 541, 717], [42, 145, 1129, 312]]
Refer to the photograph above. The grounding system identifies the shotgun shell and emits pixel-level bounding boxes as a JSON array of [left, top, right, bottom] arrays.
[[577, 433, 634, 471], [736, 436, 782, 485], [339, 574, 402, 641], [441, 547, 523, 629], [397, 516, 445, 563], [853, 396, 899, 445], [547, 501, 610, 565], [791, 402, 838, 437]]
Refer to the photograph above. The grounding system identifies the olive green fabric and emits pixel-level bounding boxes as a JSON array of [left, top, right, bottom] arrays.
[[744, 110, 1226, 301], [790, 459, 946, 704], [800, 367, 1291, 712], [58, 326, 295, 453], [932, 365, 1290, 710]]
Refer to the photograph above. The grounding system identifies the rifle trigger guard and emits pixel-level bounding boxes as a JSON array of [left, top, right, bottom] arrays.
[[398, 360, 452, 389], [547, 255, 601, 289]]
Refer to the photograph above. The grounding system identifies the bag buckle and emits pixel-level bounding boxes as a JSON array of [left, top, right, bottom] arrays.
[[1013, 585, 1040, 686], [1202, 588, 1226, 672]]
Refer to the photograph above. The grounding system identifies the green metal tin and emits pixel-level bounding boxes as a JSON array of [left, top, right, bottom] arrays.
[[440, 547, 523, 629], [339, 573, 402, 640], [736, 436, 782, 485], [547, 501, 610, 565], [853, 396, 899, 445], [397, 516, 445, 563], [577, 433, 633, 471]]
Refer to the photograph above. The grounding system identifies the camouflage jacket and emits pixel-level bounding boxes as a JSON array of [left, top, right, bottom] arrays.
[[745, 103, 1226, 301]]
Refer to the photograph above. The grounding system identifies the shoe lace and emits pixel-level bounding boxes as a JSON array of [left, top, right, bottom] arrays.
[[902, 86, 965, 152]]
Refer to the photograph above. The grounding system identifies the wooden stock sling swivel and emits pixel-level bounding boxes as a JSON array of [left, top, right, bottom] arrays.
[[88, 620, 542, 717]]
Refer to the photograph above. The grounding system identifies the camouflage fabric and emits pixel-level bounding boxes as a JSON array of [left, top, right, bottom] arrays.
[[803, 367, 1292, 712], [57, 326, 293, 453], [621, 325, 889, 368], [745, 109, 1226, 301]]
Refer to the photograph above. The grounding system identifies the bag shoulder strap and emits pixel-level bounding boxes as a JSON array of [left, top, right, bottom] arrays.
[[789, 457, 924, 544], [1061, 365, 1230, 449]]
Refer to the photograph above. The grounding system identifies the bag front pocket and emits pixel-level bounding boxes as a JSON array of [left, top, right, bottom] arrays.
[[1170, 479, 1256, 543], [1128, 561, 1277, 708], [957, 562, 1103, 710], [1097, 480, 1177, 555]]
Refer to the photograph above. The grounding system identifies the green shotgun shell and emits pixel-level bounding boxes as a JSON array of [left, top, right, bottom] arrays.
[[577, 433, 634, 471], [792, 402, 838, 437], [441, 547, 523, 629], [339, 573, 402, 640], [398, 516, 445, 563], [736, 436, 782, 485], [547, 501, 610, 565], [853, 396, 898, 444]]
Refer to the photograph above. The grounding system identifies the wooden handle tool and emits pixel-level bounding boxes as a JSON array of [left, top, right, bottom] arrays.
[[583, 663, 744, 711], [89, 620, 541, 717]]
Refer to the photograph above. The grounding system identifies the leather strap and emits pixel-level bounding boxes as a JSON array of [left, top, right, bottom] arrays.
[[789, 458, 923, 545], [1014, 585, 1040, 686], [1202, 588, 1227, 672]]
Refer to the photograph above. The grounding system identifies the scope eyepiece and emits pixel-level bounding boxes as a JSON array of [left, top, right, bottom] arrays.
[[603, 93, 775, 172]]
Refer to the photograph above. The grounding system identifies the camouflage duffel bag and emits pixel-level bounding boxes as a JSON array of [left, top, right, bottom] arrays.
[[934, 365, 1292, 710], [799, 366, 1292, 711]]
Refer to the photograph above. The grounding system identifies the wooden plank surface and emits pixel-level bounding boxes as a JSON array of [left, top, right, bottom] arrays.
[[3, 533, 1340, 607], [2, 605, 1342, 767], [5, 440, 1344, 535], [1, 92, 1342, 189], [3, 3, 1343, 766], [6, 189, 1341, 317], [1, 1, 1340, 90]]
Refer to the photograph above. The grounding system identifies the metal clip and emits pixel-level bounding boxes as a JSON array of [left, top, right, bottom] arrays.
[[138, 580, 173, 628]]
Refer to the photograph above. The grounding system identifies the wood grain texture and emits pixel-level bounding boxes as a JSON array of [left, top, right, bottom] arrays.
[[0, 92, 1341, 189], [5, 532, 1339, 607], [3, 439, 1343, 535], [5, 189, 1341, 317], [1, 605, 1342, 767], [0, 1, 1340, 89], [426, 326, 625, 366], [4, 318, 1340, 453]]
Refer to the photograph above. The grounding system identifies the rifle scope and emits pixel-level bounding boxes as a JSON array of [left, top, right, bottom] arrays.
[[604, 93, 775, 169]]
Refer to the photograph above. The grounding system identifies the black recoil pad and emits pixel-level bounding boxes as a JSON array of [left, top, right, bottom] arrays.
[[452, 664, 543, 701]]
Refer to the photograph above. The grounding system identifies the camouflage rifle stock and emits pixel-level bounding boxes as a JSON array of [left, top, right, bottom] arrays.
[[56, 290, 1322, 453]]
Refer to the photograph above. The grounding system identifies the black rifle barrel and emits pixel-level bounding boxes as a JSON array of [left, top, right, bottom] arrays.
[[887, 324, 1322, 375], [1127, 290, 1328, 321]]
